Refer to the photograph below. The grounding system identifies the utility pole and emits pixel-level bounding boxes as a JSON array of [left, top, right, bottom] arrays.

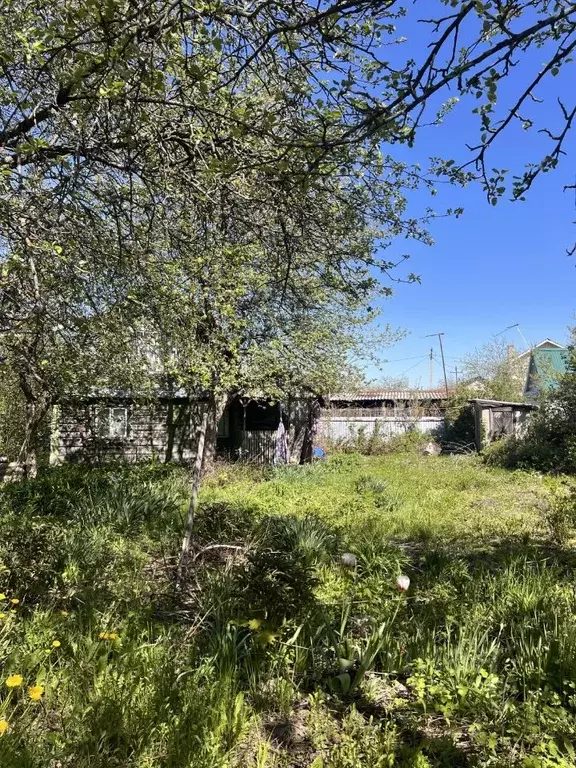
[[429, 348, 434, 388], [425, 332, 449, 395], [452, 366, 458, 385]]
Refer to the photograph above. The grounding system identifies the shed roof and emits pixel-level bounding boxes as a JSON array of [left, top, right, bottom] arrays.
[[328, 389, 452, 402], [469, 398, 537, 409]]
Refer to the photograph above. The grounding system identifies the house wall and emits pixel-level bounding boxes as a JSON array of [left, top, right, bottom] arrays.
[[53, 396, 313, 465], [52, 399, 200, 465]]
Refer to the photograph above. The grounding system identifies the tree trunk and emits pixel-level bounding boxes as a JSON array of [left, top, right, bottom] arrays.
[[178, 409, 209, 579], [202, 392, 228, 470], [177, 392, 229, 583], [20, 399, 49, 479], [300, 398, 321, 464]]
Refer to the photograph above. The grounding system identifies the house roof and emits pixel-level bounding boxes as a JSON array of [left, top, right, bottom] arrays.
[[516, 339, 565, 360], [527, 348, 571, 391], [328, 389, 453, 402]]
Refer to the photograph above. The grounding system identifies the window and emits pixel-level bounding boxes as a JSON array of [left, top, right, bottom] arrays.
[[97, 407, 128, 439]]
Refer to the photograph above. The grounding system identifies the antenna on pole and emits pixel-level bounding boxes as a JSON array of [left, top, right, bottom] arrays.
[[424, 333, 449, 395], [429, 348, 434, 388], [494, 323, 530, 352]]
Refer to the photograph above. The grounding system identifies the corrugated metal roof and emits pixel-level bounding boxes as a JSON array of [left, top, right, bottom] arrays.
[[530, 349, 570, 390], [328, 389, 452, 401], [469, 398, 537, 409]]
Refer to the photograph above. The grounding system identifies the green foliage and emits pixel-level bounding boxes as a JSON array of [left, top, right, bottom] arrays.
[[327, 424, 434, 457], [461, 338, 525, 402], [541, 483, 576, 545], [482, 343, 576, 475], [1, 456, 576, 766], [444, 386, 477, 446]]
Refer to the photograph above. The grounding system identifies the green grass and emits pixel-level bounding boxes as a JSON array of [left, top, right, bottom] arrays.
[[0, 455, 575, 767]]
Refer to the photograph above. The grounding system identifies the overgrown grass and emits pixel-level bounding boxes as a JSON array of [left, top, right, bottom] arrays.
[[0, 455, 575, 766]]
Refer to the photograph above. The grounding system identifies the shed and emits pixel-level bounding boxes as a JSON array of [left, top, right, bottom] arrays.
[[469, 399, 538, 451]]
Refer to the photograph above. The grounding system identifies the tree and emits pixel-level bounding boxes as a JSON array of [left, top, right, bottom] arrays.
[[369, 375, 410, 389], [0, 180, 157, 474], [1, 0, 575, 524], [461, 338, 525, 401]]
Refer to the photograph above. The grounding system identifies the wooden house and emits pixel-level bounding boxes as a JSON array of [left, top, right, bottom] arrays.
[[51, 391, 313, 466]]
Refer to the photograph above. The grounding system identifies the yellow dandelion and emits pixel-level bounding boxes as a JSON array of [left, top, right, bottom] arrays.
[[0, 594, 5, 601], [257, 630, 278, 647], [99, 632, 119, 641], [0, 719, 8, 736], [60, 610, 69, 617], [10, 599, 19, 606], [0, 613, 5, 619], [28, 685, 44, 702], [5, 674, 23, 688], [52, 640, 61, 648], [247, 619, 261, 631]]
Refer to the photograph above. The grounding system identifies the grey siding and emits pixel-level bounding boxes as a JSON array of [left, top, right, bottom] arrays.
[[318, 414, 445, 443], [53, 400, 199, 464]]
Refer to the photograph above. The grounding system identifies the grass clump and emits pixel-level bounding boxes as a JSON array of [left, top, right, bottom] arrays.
[[1, 456, 576, 766]]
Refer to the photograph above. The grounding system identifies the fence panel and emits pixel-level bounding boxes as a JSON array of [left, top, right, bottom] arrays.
[[318, 415, 445, 442]]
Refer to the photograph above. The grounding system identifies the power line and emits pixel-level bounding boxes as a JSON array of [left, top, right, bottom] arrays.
[[398, 356, 429, 377], [383, 354, 433, 363]]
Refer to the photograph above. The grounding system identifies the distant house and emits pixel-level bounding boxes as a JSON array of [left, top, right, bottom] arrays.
[[324, 388, 452, 415], [523, 347, 570, 401], [507, 339, 569, 401], [318, 389, 451, 445]]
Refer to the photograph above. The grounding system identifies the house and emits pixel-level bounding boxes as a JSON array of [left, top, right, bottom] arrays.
[[508, 339, 569, 400], [324, 388, 452, 415], [318, 389, 452, 444], [51, 391, 313, 466], [523, 347, 570, 401]]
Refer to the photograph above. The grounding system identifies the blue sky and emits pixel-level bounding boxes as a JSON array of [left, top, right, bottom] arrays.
[[366, 14, 576, 386]]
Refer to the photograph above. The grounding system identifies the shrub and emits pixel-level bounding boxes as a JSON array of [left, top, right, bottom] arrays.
[[444, 387, 476, 446], [541, 483, 576, 545], [327, 426, 433, 457], [482, 344, 576, 474]]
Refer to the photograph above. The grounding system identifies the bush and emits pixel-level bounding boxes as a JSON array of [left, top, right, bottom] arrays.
[[444, 387, 476, 446], [541, 483, 576, 545], [482, 345, 576, 474]]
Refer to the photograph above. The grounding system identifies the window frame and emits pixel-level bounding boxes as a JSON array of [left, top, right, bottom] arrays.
[[96, 405, 129, 440]]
